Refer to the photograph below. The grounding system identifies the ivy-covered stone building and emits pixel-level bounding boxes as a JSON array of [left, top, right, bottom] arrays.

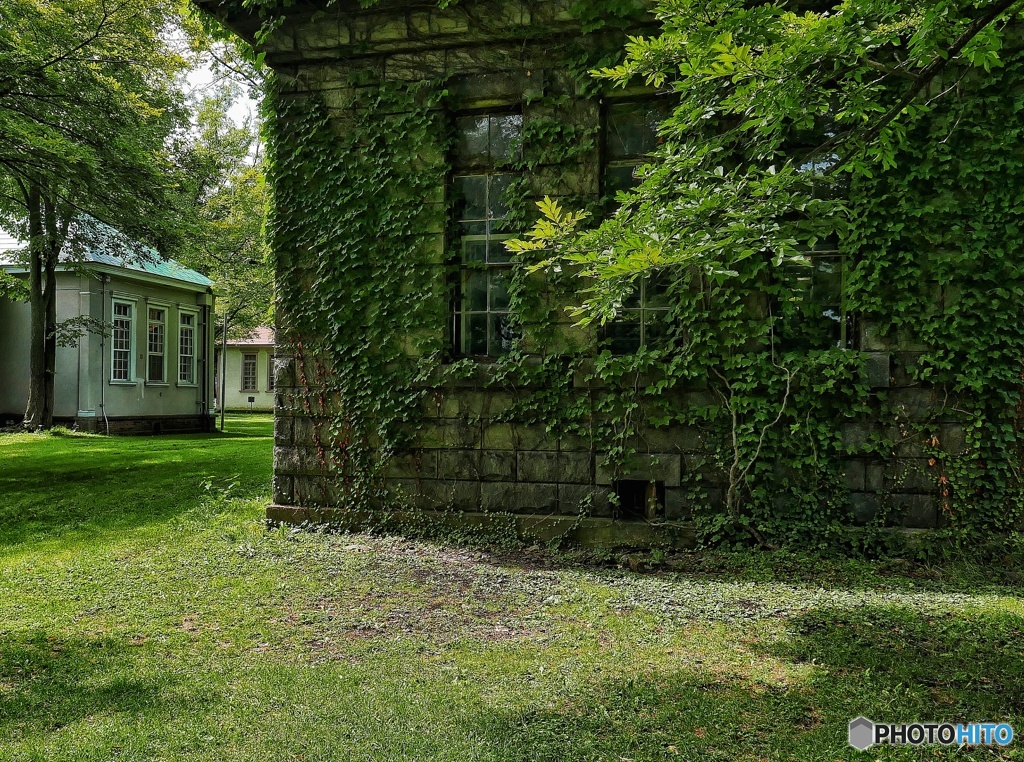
[[196, 0, 1009, 547]]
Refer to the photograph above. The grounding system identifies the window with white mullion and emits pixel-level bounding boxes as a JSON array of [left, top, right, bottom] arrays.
[[602, 100, 670, 201], [178, 312, 196, 384], [451, 111, 522, 358], [603, 273, 672, 354], [111, 301, 133, 382], [147, 308, 166, 383], [241, 353, 258, 391]]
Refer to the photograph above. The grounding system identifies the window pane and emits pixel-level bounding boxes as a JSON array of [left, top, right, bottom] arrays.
[[605, 318, 642, 354], [462, 236, 487, 264], [488, 312, 515, 356], [113, 319, 130, 350], [464, 270, 488, 312], [179, 322, 194, 384], [606, 102, 665, 159], [464, 313, 488, 355], [112, 304, 132, 382], [605, 164, 641, 196], [487, 173, 514, 220], [454, 175, 487, 221], [456, 116, 490, 166], [489, 270, 510, 311], [451, 112, 523, 359], [811, 255, 842, 306], [645, 272, 671, 308], [489, 114, 523, 163], [643, 309, 670, 347], [148, 324, 164, 354], [487, 235, 513, 265], [148, 354, 164, 382], [242, 355, 257, 390]]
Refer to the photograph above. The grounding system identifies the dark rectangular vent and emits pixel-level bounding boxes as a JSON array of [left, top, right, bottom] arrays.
[[613, 479, 665, 521]]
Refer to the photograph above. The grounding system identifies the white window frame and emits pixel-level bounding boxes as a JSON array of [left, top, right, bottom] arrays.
[[177, 309, 199, 386], [266, 352, 275, 392], [146, 305, 168, 384], [241, 352, 258, 392], [110, 297, 136, 384]]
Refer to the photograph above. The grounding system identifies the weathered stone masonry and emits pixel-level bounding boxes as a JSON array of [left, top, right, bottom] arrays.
[[201, 0, 956, 545]]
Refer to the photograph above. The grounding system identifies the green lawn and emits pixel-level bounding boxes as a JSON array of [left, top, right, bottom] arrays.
[[1, 416, 1022, 761]]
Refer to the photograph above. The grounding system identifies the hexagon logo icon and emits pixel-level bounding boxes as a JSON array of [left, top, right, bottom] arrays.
[[848, 717, 875, 750]]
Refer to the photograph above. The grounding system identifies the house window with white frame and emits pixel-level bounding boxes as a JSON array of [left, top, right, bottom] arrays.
[[178, 312, 196, 384], [241, 353, 258, 391], [147, 307, 166, 382], [111, 301, 133, 382], [267, 355, 275, 392]]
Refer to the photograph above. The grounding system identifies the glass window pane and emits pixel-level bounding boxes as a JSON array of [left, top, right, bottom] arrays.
[[606, 102, 665, 159], [489, 312, 515, 356], [605, 164, 641, 196], [489, 114, 523, 164], [464, 270, 488, 311], [464, 313, 488, 355], [148, 324, 164, 354], [488, 235, 513, 265], [487, 173, 515, 220], [456, 116, 490, 166], [462, 236, 487, 264], [645, 272, 671, 308], [643, 309, 670, 347], [460, 220, 487, 238], [623, 285, 641, 309], [811, 255, 842, 306], [454, 175, 487, 221], [489, 270, 510, 311], [605, 318, 642, 355]]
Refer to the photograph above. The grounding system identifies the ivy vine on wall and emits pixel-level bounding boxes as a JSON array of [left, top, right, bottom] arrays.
[[240, 0, 1024, 556]]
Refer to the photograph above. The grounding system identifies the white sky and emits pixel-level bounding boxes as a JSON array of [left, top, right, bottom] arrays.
[[185, 61, 260, 127]]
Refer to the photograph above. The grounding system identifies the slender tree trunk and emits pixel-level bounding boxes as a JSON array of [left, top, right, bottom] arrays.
[[24, 183, 47, 429], [42, 196, 61, 426], [24, 184, 61, 430], [43, 249, 57, 424]]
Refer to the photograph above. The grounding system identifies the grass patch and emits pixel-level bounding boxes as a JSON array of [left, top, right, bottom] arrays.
[[1, 416, 1022, 760]]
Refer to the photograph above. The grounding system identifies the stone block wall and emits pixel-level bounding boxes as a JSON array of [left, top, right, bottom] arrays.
[[203, 0, 951, 539]]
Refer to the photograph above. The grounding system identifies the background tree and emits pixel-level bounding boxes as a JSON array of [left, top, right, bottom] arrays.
[[0, 0, 188, 429], [168, 87, 273, 341]]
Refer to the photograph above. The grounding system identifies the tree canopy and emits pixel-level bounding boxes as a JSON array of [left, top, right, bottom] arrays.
[[517, 0, 1024, 319], [169, 87, 273, 337], [0, 0, 189, 246]]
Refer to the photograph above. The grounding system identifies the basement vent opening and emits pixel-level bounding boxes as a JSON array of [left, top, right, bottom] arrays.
[[612, 479, 665, 521]]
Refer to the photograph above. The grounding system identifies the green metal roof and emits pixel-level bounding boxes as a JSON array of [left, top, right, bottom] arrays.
[[0, 219, 214, 289], [86, 249, 213, 288]]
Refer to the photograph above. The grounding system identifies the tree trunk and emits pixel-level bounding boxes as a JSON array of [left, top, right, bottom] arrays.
[[23, 183, 60, 430], [24, 183, 47, 429]]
